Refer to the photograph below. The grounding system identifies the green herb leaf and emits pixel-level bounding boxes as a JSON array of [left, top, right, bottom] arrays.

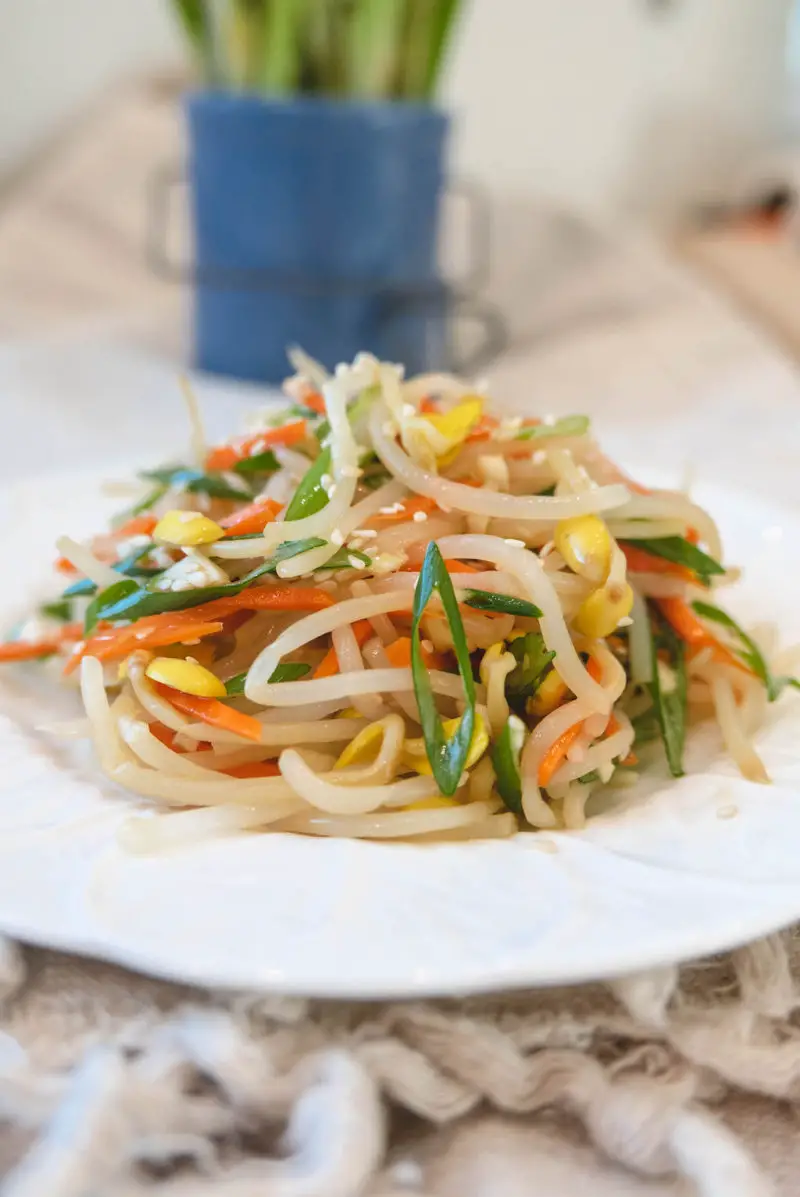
[[691, 599, 799, 701], [62, 543, 163, 599], [39, 598, 73, 622], [140, 464, 252, 501], [515, 415, 590, 442], [225, 661, 311, 696], [505, 632, 556, 709], [411, 542, 476, 796], [647, 607, 687, 777], [91, 539, 327, 625], [85, 579, 140, 635], [490, 714, 525, 815], [321, 546, 372, 570], [285, 447, 331, 521], [628, 536, 725, 582], [631, 707, 660, 747], [233, 449, 280, 475], [462, 589, 542, 619], [577, 769, 601, 784]]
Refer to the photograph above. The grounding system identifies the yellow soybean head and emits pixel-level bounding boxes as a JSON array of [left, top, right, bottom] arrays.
[[423, 397, 483, 466], [403, 709, 489, 776], [145, 656, 227, 698], [527, 668, 568, 717], [554, 515, 612, 584], [335, 720, 385, 769], [479, 641, 506, 687], [574, 582, 634, 639], [153, 510, 225, 547], [404, 796, 460, 810]]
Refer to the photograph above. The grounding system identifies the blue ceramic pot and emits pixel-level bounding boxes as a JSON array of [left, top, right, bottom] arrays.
[[186, 92, 449, 384]]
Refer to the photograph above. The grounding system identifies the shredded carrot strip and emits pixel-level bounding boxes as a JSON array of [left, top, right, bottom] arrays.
[[222, 760, 281, 778], [466, 414, 499, 443], [155, 685, 263, 743], [66, 586, 334, 677], [538, 724, 584, 787], [620, 751, 638, 767], [313, 619, 374, 679], [152, 586, 335, 630], [64, 620, 225, 675], [418, 396, 438, 414], [149, 723, 212, 753], [401, 556, 480, 574], [219, 498, 282, 537], [0, 624, 84, 662], [656, 597, 747, 673], [114, 515, 158, 539], [301, 391, 326, 415], [537, 656, 607, 785], [620, 544, 693, 581], [370, 495, 439, 526], [385, 635, 442, 669], [205, 420, 308, 472], [54, 556, 78, 575]]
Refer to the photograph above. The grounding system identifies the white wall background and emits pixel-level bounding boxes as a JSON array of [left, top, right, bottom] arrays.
[[0, 0, 795, 221]]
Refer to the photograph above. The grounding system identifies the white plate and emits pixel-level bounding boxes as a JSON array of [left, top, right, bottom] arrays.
[[0, 466, 799, 997]]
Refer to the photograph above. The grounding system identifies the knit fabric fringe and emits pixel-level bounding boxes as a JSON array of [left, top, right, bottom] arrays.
[[1, 931, 798, 1196]]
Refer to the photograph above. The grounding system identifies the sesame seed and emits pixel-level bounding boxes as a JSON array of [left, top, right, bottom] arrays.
[[330, 529, 344, 546], [617, 616, 633, 628], [348, 538, 364, 551], [543, 413, 557, 426], [402, 403, 416, 418], [328, 484, 338, 499], [348, 555, 367, 569], [248, 440, 267, 457], [352, 528, 377, 538], [320, 474, 332, 490], [717, 804, 739, 820], [413, 510, 428, 522], [532, 450, 547, 465], [504, 538, 526, 548], [341, 465, 362, 479], [176, 511, 197, 523], [421, 639, 434, 653]]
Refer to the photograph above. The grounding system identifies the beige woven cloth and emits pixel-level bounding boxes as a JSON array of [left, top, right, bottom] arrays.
[[2, 81, 800, 1195], [0, 936, 799, 1195]]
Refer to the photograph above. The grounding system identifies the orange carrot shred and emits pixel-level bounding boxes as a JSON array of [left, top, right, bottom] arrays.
[[538, 724, 584, 787], [385, 635, 441, 669], [370, 495, 439, 526], [620, 543, 693, 581], [219, 498, 283, 537], [114, 515, 158, 539], [0, 624, 84, 663], [149, 723, 212, 753], [656, 597, 747, 674], [313, 619, 374, 679], [205, 420, 308, 472], [222, 760, 281, 779], [155, 685, 263, 743], [63, 620, 224, 676], [301, 391, 326, 415]]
